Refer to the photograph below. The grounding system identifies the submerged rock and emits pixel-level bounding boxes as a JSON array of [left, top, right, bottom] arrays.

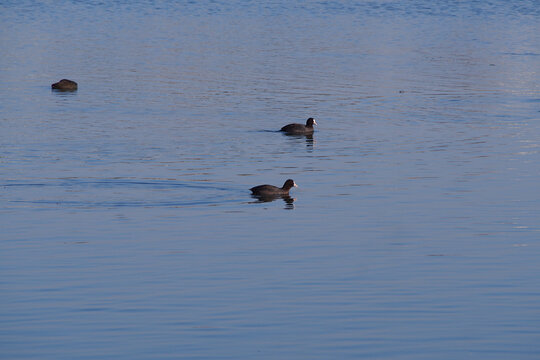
[[51, 79, 78, 91]]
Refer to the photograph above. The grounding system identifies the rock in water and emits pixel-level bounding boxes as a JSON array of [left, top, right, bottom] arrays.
[[51, 79, 78, 91]]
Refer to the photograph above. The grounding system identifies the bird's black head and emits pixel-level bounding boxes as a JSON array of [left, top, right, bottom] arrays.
[[282, 179, 297, 190], [306, 118, 317, 127]]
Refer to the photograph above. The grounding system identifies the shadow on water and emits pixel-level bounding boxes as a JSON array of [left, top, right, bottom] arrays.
[[250, 193, 295, 210]]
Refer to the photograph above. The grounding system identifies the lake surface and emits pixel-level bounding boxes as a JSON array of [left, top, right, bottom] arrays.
[[1, 1, 540, 359]]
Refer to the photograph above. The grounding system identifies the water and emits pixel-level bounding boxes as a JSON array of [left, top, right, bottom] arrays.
[[1, 1, 540, 359]]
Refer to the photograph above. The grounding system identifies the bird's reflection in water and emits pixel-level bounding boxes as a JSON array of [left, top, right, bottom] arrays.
[[282, 132, 314, 149], [251, 194, 295, 210]]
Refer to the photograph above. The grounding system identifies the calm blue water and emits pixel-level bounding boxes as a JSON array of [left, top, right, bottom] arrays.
[[1, 1, 540, 359]]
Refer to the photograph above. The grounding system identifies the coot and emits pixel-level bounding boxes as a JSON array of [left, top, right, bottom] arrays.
[[250, 179, 297, 196], [52, 79, 78, 91], [280, 118, 317, 134]]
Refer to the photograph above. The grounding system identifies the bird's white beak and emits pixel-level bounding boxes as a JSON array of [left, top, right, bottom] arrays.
[[313, 119, 317, 125], [293, 182, 298, 187]]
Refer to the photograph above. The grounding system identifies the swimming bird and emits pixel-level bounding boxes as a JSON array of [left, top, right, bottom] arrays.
[[250, 179, 297, 197], [51, 79, 78, 91], [280, 118, 317, 134]]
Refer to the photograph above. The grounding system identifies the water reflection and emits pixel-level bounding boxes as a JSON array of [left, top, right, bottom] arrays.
[[51, 89, 78, 100], [250, 194, 295, 209], [51, 88, 77, 93], [282, 132, 315, 148]]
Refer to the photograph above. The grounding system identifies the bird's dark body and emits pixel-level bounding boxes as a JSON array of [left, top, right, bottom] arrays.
[[250, 184, 285, 196], [280, 118, 316, 134], [250, 179, 297, 197]]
